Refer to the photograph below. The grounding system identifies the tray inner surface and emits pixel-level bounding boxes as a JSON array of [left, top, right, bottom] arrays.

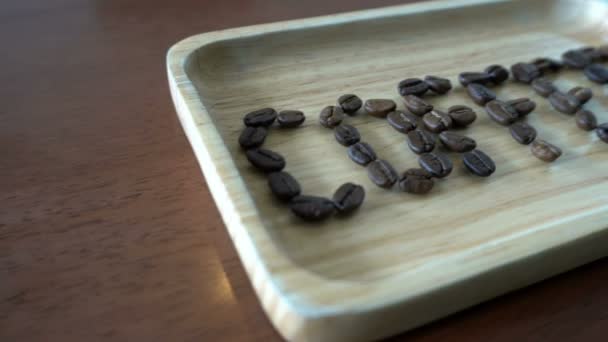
[[187, 0, 608, 283]]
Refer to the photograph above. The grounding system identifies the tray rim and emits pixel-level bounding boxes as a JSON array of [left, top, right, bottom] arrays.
[[166, 0, 608, 340]]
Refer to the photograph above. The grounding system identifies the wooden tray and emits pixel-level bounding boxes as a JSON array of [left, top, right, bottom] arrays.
[[167, 0, 608, 340]]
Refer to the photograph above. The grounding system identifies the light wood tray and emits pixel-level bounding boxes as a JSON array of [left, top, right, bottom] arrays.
[[167, 0, 608, 340]]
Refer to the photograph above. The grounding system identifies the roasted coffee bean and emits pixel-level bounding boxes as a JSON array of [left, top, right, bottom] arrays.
[[598, 45, 608, 60], [268, 172, 301, 201], [367, 160, 398, 188], [562, 49, 592, 69], [277, 110, 305, 128], [407, 129, 435, 154], [239, 126, 267, 149], [579, 46, 602, 62], [584, 64, 608, 84], [506, 98, 536, 117], [548, 92, 580, 114], [334, 124, 361, 146], [485, 65, 509, 84], [423, 110, 453, 133], [332, 183, 365, 213], [447, 105, 477, 127], [531, 77, 557, 97], [438, 131, 476, 153], [364, 99, 396, 118], [387, 110, 418, 134], [398, 78, 429, 96], [531, 140, 562, 162], [462, 149, 496, 177], [567, 87, 593, 105], [485, 100, 518, 126], [289, 195, 335, 221], [348, 142, 377, 166], [403, 95, 433, 116], [398, 168, 434, 194], [511, 62, 541, 83], [319, 106, 344, 128], [466, 83, 496, 105], [531, 58, 562, 73], [509, 121, 537, 145], [575, 109, 597, 131], [419, 152, 453, 178], [245, 148, 285, 172], [597, 123, 608, 143], [243, 108, 277, 127], [458, 72, 493, 86], [424, 75, 452, 94], [338, 94, 363, 114]]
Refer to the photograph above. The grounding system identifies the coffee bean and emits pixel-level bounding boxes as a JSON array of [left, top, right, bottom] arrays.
[[332, 183, 365, 213], [348, 142, 377, 166], [423, 110, 452, 133], [289, 195, 335, 221], [367, 160, 398, 188], [277, 110, 305, 128], [334, 124, 361, 146], [424, 75, 452, 94], [597, 123, 608, 143], [364, 99, 396, 118], [530, 140, 562, 162], [484, 65, 509, 84], [403, 95, 433, 116], [531, 58, 563, 73], [598, 45, 608, 61], [579, 46, 602, 62], [505, 98, 536, 117], [531, 77, 557, 97], [575, 109, 597, 131], [584, 64, 608, 84], [562, 49, 592, 69], [447, 105, 477, 127], [319, 105, 345, 128], [398, 78, 429, 96], [387, 110, 419, 134], [485, 100, 518, 126], [407, 129, 435, 154], [246, 148, 285, 172], [567, 87, 593, 105], [268, 172, 301, 201], [548, 92, 580, 114], [398, 168, 434, 194], [239, 126, 267, 149], [419, 152, 452, 178], [509, 121, 537, 145], [466, 83, 496, 105], [338, 94, 363, 114], [243, 108, 277, 127], [458, 72, 493, 86], [439, 131, 476, 153], [462, 149, 496, 177], [511, 62, 541, 83]]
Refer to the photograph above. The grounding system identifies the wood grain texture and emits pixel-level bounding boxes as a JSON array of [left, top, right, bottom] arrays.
[[2, 0, 608, 341]]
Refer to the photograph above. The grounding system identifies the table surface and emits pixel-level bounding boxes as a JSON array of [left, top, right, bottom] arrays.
[[1, 0, 607, 341]]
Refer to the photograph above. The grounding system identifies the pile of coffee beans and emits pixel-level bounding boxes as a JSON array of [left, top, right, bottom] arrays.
[[238, 44, 607, 223], [457, 63, 566, 162], [512, 45, 608, 145], [324, 95, 440, 194], [325, 80, 498, 195], [240, 108, 365, 221], [397, 76, 496, 177]]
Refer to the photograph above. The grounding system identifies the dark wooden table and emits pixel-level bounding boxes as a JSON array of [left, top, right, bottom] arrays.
[[1, 0, 607, 340]]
